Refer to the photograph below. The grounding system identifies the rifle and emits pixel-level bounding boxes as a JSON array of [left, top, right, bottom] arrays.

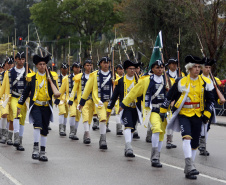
[[79, 40, 82, 65], [177, 28, 181, 77], [196, 33, 225, 104], [160, 48, 170, 91]]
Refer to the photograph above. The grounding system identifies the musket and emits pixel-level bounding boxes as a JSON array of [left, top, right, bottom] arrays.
[[25, 41, 29, 76], [35, 27, 61, 98], [120, 34, 139, 80], [131, 46, 138, 63], [90, 36, 93, 61], [160, 48, 170, 91], [79, 40, 82, 65], [97, 49, 99, 61], [177, 28, 181, 77], [196, 33, 225, 104], [118, 48, 122, 64]]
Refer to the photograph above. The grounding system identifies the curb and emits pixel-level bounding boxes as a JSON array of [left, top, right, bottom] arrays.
[[215, 122, 226, 127]]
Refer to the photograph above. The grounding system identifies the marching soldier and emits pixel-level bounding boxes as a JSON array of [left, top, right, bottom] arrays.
[[0, 56, 15, 145], [165, 58, 185, 149], [160, 55, 215, 179], [55, 63, 81, 138], [17, 54, 58, 162], [120, 59, 167, 167], [78, 57, 113, 149], [199, 57, 223, 156], [58, 63, 68, 89], [69, 60, 93, 144], [107, 60, 141, 157], [114, 64, 124, 135]]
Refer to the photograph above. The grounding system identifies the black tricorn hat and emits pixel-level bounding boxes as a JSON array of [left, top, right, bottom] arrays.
[[166, 58, 178, 66], [116, 64, 123, 69], [71, 62, 80, 68], [33, 55, 51, 65], [151, 59, 164, 69], [98, 57, 111, 66], [123, 60, 141, 70], [185, 55, 204, 64], [15, 51, 26, 59], [61, 63, 69, 69], [83, 59, 92, 67], [5, 56, 14, 64], [202, 57, 216, 66]]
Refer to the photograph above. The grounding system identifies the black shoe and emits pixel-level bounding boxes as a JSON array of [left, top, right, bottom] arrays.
[[60, 132, 66, 136], [171, 143, 177, 148], [13, 142, 20, 147], [48, 126, 52, 130], [146, 138, 152, 143], [92, 125, 98, 131], [185, 174, 197, 180], [106, 127, 111, 132], [151, 159, 162, 168], [32, 154, 39, 160], [39, 155, 48, 162], [99, 144, 107, 149], [189, 169, 199, 176], [200, 150, 210, 156], [117, 131, 123, 136], [83, 138, 91, 144], [71, 135, 79, 140], [125, 151, 135, 158], [133, 133, 140, 139], [16, 145, 25, 151], [7, 140, 14, 146]]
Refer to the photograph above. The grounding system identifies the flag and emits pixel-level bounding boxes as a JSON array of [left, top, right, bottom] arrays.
[[148, 31, 163, 71]]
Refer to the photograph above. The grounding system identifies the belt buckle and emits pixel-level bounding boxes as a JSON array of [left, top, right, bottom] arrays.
[[193, 104, 199, 109]]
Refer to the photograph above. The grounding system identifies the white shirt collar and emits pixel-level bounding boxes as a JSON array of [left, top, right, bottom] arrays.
[[101, 70, 110, 75], [38, 71, 46, 76], [126, 75, 134, 81], [169, 69, 177, 78], [15, 66, 25, 73], [153, 74, 163, 83]]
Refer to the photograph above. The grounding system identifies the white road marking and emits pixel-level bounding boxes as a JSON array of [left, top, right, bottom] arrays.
[[135, 154, 226, 184], [0, 166, 23, 185]]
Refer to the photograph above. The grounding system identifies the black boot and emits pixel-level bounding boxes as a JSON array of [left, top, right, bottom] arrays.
[[99, 134, 107, 149], [184, 158, 199, 180], [124, 142, 135, 157], [17, 136, 25, 151], [151, 147, 162, 168], [83, 131, 91, 144], [92, 118, 99, 130], [116, 123, 123, 135], [32, 145, 39, 160], [106, 123, 111, 132], [133, 131, 140, 139], [145, 129, 152, 143]]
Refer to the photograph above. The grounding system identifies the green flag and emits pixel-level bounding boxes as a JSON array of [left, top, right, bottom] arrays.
[[148, 31, 163, 71]]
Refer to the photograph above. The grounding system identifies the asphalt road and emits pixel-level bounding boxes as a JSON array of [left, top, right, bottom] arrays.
[[0, 107, 226, 185]]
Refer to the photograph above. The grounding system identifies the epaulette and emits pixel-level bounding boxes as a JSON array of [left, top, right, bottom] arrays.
[[114, 76, 123, 85], [201, 75, 211, 84], [50, 71, 58, 77], [73, 73, 83, 81], [26, 72, 36, 82]]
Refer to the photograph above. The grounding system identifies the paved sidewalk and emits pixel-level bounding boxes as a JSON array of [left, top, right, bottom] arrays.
[[216, 116, 226, 126]]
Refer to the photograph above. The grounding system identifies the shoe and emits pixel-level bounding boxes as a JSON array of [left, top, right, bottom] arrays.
[[92, 118, 99, 130], [7, 131, 14, 145], [151, 159, 162, 168], [124, 142, 135, 157], [99, 134, 107, 149], [16, 136, 25, 151], [39, 151, 48, 162], [48, 126, 52, 130], [151, 147, 162, 168], [32, 145, 39, 160], [83, 131, 91, 144], [13, 132, 20, 147], [133, 132, 140, 139], [106, 123, 111, 132], [116, 123, 123, 135], [145, 130, 152, 143]]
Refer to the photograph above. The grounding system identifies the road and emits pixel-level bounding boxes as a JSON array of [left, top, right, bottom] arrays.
[[0, 107, 226, 185]]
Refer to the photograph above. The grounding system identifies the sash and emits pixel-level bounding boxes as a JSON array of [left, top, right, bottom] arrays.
[[12, 68, 25, 86], [101, 74, 111, 88]]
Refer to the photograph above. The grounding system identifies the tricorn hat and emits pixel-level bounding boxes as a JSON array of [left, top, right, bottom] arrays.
[[71, 62, 80, 69], [185, 55, 204, 64], [166, 58, 178, 66], [123, 60, 141, 70], [116, 64, 123, 69], [83, 59, 92, 67], [98, 57, 111, 66], [151, 59, 164, 69], [33, 55, 51, 65], [202, 57, 216, 66], [61, 63, 69, 69], [15, 51, 26, 59]]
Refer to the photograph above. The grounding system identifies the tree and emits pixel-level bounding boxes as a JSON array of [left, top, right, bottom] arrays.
[[30, 0, 122, 62]]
